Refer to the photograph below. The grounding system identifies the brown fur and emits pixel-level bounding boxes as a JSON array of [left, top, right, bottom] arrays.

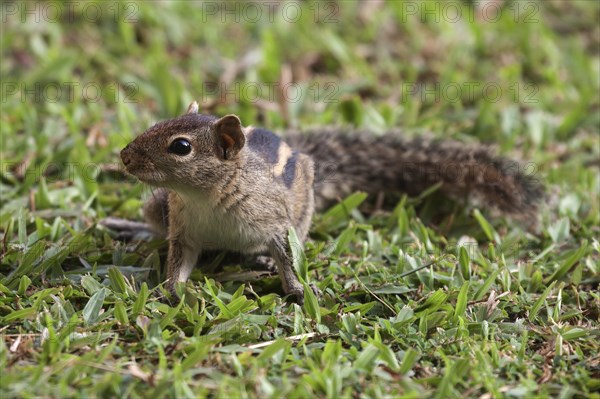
[[117, 103, 543, 302], [286, 129, 543, 220], [120, 105, 311, 302]]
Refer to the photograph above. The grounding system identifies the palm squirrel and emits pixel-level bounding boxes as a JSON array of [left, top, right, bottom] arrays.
[[104, 101, 543, 303]]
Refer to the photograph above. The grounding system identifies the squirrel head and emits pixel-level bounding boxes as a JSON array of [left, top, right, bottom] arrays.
[[121, 102, 246, 191]]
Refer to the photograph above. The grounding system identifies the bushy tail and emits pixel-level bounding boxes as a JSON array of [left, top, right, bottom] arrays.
[[287, 128, 543, 219]]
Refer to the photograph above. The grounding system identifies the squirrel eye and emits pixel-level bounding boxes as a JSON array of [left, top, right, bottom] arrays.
[[168, 138, 192, 156]]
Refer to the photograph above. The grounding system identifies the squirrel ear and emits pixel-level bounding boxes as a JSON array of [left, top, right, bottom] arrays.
[[186, 101, 199, 114], [214, 114, 246, 159]]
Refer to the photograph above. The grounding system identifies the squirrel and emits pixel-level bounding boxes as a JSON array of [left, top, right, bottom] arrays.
[[104, 101, 543, 303]]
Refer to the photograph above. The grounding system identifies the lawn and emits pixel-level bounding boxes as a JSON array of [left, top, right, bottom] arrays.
[[1, 1, 599, 397]]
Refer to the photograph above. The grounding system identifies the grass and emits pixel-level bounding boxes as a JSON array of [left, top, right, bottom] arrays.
[[1, 0, 599, 397]]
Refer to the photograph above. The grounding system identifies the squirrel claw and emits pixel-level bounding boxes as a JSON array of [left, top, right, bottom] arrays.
[[152, 285, 179, 306], [284, 286, 305, 306], [285, 284, 320, 306], [309, 283, 321, 298]]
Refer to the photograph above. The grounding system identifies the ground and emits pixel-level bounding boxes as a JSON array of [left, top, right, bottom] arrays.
[[1, 1, 599, 397]]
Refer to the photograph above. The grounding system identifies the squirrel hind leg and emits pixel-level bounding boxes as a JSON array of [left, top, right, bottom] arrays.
[[143, 188, 170, 237], [101, 188, 170, 241], [99, 217, 156, 241], [253, 255, 278, 273]]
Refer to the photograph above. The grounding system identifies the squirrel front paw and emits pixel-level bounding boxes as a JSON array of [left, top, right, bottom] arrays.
[[284, 283, 322, 306], [155, 282, 180, 306], [149, 287, 176, 306], [284, 283, 305, 305]]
